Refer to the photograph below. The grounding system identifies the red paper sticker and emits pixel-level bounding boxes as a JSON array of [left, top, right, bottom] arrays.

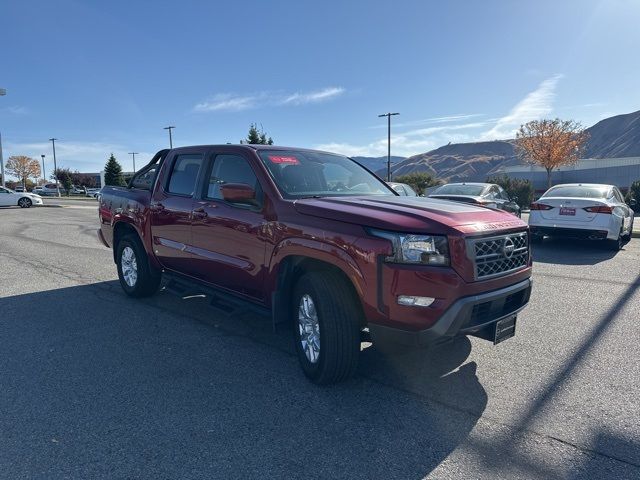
[[268, 155, 300, 165]]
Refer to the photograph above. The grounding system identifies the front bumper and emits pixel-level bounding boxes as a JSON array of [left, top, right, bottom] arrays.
[[369, 277, 532, 347]]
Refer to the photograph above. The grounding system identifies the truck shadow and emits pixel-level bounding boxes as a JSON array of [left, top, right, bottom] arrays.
[[0, 281, 486, 479], [531, 238, 620, 265]]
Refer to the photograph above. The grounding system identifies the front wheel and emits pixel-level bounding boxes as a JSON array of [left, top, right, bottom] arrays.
[[116, 234, 161, 297], [292, 271, 362, 385], [18, 197, 32, 208]]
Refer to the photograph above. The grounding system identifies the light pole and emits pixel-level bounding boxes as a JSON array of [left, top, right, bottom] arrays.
[[378, 112, 400, 181], [41, 154, 46, 184], [128, 152, 138, 172], [49, 138, 60, 197], [0, 87, 6, 187], [163, 126, 175, 148]]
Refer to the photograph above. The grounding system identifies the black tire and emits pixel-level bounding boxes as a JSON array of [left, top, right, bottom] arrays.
[[292, 271, 362, 385], [606, 228, 624, 251], [18, 197, 32, 208], [116, 234, 161, 297]]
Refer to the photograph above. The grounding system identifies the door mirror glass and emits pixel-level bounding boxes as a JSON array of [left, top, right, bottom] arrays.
[[221, 183, 257, 205]]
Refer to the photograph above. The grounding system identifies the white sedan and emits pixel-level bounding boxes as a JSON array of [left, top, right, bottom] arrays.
[[0, 186, 44, 208], [528, 183, 635, 250]]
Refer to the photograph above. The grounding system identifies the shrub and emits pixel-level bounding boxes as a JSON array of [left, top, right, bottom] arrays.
[[486, 175, 533, 208]]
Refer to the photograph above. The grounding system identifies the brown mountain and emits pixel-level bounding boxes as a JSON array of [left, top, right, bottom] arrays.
[[384, 109, 640, 181]]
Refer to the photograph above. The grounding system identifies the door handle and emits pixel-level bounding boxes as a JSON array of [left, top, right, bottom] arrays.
[[191, 207, 208, 219], [149, 202, 165, 212]]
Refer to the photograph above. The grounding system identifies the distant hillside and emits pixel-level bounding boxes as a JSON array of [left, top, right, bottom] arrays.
[[379, 141, 519, 182], [353, 155, 405, 172], [384, 109, 640, 181], [583, 110, 640, 158]]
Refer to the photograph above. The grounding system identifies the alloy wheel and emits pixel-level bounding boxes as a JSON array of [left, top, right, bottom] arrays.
[[121, 246, 138, 287], [298, 294, 321, 364]]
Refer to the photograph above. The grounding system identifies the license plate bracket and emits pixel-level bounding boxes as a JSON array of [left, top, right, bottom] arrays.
[[494, 315, 517, 344]]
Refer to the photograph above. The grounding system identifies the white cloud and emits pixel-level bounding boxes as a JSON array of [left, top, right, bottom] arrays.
[[282, 87, 345, 105], [1, 105, 29, 115], [482, 74, 564, 140], [317, 120, 487, 158], [369, 113, 484, 129], [193, 87, 345, 112], [4, 140, 153, 175], [193, 93, 260, 112]]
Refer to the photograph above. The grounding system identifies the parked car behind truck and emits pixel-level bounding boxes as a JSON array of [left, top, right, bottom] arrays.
[[98, 145, 533, 384]]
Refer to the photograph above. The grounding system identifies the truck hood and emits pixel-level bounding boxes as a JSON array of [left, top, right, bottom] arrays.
[[293, 195, 526, 235]]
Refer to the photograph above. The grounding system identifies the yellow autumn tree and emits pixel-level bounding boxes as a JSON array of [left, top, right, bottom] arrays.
[[6, 155, 42, 188], [516, 119, 589, 188]]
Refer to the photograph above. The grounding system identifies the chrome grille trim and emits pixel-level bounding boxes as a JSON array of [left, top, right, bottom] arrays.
[[468, 231, 529, 280]]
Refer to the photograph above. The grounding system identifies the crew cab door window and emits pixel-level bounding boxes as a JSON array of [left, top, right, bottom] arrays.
[[205, 154, 262, 208], [167, 154, 204, 196]]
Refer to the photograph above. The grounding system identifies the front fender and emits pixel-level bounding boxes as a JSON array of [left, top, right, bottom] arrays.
[[268, 237, 366, 298]]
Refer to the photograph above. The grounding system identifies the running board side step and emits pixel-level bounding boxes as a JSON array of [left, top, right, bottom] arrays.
[[162, 273, 271, 319]]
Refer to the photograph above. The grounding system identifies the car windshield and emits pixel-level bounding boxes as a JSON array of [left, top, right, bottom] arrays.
[[257, 150, 394, 199], [542, 185, 609, 199], [433, 184, 486, 196]]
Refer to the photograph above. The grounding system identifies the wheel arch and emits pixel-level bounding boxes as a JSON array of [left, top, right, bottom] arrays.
[[112, 221, 142, 263], [270, 246, 366, 330]]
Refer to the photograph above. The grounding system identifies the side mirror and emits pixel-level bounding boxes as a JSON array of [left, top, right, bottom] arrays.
[[220, 183, 257, 205], [511, 195, 518, 202], [629, 198, 637, 208]]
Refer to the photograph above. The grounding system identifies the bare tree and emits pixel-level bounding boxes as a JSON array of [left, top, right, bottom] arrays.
[[5, 155, 41, 188], [516, 119, 589, 189]]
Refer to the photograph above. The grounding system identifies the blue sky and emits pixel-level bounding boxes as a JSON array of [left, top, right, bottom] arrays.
[[1, 0, 640, 175]]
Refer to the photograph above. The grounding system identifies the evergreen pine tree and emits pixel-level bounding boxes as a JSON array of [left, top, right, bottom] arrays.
[[104, 153, 125, 186], [244, 123, 274, 145]]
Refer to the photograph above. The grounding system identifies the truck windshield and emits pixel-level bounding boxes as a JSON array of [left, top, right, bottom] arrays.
[[257, 150, 394, 199]]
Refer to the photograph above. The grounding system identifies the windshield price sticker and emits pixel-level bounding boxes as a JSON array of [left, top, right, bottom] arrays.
[[268, 155, 300, 165]]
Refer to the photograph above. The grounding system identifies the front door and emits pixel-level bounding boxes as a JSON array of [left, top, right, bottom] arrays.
[[190, 152, 268, 301], [149, 150, 205, 273]]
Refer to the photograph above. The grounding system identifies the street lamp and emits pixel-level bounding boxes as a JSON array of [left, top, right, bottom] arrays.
[[163, 126, 175, 148], [128, 152, 139, 172], [378, 112, 400, 182], [41, 154, 46, 184], [0, 87, 6, 187], [49, 138, 61, 197]]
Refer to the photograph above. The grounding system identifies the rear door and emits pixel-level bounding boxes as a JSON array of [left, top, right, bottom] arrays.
[[149, 149, 206, 273], [613, 187, 632, 233]]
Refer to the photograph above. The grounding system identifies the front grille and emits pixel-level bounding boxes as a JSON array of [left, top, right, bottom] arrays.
[[471, 231, 528, 279]]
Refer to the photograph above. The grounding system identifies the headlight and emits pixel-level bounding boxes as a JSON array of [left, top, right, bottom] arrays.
[[368, 229, 450, 266]]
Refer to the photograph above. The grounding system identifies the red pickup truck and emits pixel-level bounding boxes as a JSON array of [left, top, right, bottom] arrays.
[[98, 145, 532, 384]]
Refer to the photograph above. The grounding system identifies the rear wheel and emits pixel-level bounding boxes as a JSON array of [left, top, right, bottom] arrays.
[[18, 197, 32, 208], [116, 234, 161, 297], [607, 228, 624, 251], [292, 271, 362, 384]]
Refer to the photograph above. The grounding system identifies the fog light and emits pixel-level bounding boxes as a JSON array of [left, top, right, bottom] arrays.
[[397, 295, 435, 307]]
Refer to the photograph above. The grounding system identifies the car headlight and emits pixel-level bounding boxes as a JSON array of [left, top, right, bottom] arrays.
[[368, 229, 450, 266]]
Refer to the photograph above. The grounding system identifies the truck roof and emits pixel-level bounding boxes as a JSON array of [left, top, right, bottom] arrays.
[[167, 144, 345, 156]]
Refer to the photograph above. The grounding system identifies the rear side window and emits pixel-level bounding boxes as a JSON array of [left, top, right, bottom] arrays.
[[167, 154, 204, 196]]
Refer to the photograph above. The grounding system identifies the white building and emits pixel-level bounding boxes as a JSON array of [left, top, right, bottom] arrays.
[[493, 157, 640, 192]]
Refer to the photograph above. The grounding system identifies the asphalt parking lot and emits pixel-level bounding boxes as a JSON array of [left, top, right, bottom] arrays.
[[1, 204, 639, 479]]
